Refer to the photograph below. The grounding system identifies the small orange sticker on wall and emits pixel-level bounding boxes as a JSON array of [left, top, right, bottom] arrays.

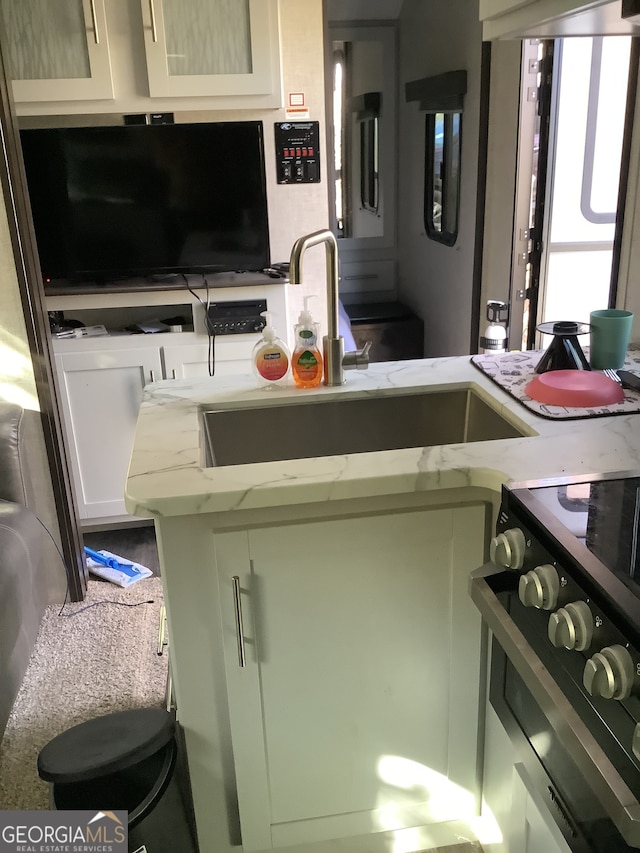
[[285, 107, 310, 120]]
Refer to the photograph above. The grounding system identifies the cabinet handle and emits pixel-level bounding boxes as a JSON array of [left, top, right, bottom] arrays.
[[149, 369, 156, 383], [172, 369, 176, 379], [89, 0, 100, 44], [232, 576, 246, 668], [149, 0, 159, 43]]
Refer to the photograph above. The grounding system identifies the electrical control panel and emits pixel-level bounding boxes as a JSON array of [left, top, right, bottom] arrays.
[[206, 300, 267, 335], [274, 121, 321, 184]]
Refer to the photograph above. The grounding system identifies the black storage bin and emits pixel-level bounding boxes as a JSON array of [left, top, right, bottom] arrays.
[[345, 301, 424, 362], [37, 707, 198, 853]]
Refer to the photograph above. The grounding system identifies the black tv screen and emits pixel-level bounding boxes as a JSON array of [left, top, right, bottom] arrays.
[[19, 120, 271, 286]]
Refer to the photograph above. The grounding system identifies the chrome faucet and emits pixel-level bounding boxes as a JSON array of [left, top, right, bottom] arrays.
[[289, 229, 371, 386]]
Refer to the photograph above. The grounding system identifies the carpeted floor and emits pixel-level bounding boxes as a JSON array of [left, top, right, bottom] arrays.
[[0, 576, 168, 809], [0, 575, 485, 852]]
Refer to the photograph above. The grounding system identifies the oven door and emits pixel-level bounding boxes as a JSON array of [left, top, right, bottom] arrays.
[[470, 563, 640, 851]]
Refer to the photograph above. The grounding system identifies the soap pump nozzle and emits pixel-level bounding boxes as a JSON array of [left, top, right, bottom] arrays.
[[260, 310, 277, 343], [298, 295, 317, 326]]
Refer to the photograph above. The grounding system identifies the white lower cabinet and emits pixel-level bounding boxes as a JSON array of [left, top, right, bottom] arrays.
[[162, 339, 254, 380], [481, 705, 571, 853], [55, 345, 163, 520], [54, 334, 256, 522], [206, 503, 487, 851]]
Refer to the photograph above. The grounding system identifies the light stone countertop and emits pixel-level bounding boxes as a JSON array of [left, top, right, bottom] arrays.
[[124, 355, 640, 519]]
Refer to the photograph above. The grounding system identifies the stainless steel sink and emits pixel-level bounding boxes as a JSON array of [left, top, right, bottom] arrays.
[[201, 388, 527, 467]]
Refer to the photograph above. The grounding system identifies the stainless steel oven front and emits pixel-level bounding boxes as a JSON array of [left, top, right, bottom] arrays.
[[471, 472, 640, 852]]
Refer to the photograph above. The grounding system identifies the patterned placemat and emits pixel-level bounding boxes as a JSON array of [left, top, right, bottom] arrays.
[[471, 348, 640, 420]]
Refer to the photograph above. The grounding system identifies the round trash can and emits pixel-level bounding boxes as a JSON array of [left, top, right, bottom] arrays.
[[37, 707, 197, 853]]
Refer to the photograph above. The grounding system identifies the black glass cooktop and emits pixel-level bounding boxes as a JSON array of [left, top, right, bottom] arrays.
[[509, 472, 640, 602]]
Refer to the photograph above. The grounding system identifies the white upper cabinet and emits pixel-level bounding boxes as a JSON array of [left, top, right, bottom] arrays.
[[479, 0, 640, 38], [0, 0, 114, 102], [140, 0, 282, 100], [2, 0, 283, 109]]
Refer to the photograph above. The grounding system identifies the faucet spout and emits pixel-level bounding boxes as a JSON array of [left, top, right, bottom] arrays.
[[289, 229, 340, 342], [289, 229, 344, 385]]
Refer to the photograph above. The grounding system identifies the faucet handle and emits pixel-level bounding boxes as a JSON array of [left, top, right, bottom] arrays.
[[343, 340, 372, 370]]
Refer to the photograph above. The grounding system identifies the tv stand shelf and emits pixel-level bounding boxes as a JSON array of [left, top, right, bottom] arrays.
[[44, 269, 288, 298], [51, 304, 195, 336]]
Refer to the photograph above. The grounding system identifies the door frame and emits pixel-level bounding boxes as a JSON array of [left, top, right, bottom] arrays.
[[480, 35, 640, 354], [0, 28, 86, 599]]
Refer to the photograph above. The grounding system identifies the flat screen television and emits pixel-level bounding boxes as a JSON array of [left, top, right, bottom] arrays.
[[19, 120, 271, 287]]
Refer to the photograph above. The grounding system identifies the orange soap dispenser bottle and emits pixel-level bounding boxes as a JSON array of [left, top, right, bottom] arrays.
[[292, 296, 323, 388]]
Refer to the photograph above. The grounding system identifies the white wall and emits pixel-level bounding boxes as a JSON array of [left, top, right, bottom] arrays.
[[397, 0, 484, 357], [326, 0, 403, 23]]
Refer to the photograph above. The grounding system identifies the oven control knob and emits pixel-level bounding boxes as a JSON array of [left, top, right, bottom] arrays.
[[632, 724, 640, 761], [583, 645, 634, 700], [548, 601, 594, 651], [490, 528, 526, 570], [518, 564, 559, 610]]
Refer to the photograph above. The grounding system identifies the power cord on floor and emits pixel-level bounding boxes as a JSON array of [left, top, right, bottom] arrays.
[[58, 598, 156, 618]]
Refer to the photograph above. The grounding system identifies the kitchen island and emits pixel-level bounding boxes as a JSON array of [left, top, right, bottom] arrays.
[[125, 354, 640, 853]]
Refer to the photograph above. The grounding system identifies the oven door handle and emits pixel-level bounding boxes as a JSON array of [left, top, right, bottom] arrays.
[[470, 564, 640, 849]]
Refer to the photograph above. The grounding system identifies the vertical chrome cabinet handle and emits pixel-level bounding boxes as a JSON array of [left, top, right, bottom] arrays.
[[149, 0, 159, 42], [171, 369, 177, 379], [149, 369, 156, 383], [232, 576, 246, 668], [89, 0, 100, 44]]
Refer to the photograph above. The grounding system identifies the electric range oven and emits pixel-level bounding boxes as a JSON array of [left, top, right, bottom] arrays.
[[470, 471, 640, 852]]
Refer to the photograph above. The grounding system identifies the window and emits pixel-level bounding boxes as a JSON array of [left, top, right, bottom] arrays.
[[424, 112, 461, 246], [356, 92, 381, 215], [405, 69, 466, 248], [332, 45, 347, 237], [360, 114, 379, 213]]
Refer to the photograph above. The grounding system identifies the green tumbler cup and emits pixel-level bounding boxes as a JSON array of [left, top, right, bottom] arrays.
[[589, 309, 633, 370]]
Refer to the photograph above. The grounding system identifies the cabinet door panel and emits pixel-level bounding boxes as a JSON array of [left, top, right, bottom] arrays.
[[222, 505, 486, 850], [517, 764, 573, 853], [141, 0, 281, 99], [1, 0, 114, 102], [55, 347, 162, 518], [482, 707, 572, 853], [162, 340, 255, 380]]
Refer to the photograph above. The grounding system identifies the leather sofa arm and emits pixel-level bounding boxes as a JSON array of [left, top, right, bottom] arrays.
[[0, 501, 49, 736], [0, 402, 35, 506]]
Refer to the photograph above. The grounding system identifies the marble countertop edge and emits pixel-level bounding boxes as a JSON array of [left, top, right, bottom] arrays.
[[125, 356, 640, 519]]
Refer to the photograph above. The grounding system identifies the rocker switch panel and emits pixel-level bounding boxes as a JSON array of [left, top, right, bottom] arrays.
[[274, 121, 321, 184]]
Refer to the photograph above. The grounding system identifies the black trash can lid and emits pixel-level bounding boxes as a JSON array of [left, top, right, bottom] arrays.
[[38, 708, 175, 784]]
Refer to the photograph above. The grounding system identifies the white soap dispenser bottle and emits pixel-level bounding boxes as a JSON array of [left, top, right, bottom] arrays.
[[252, 311, 291, 387]]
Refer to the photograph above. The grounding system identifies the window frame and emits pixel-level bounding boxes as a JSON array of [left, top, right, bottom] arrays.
[[424, 111, 462, 246]]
